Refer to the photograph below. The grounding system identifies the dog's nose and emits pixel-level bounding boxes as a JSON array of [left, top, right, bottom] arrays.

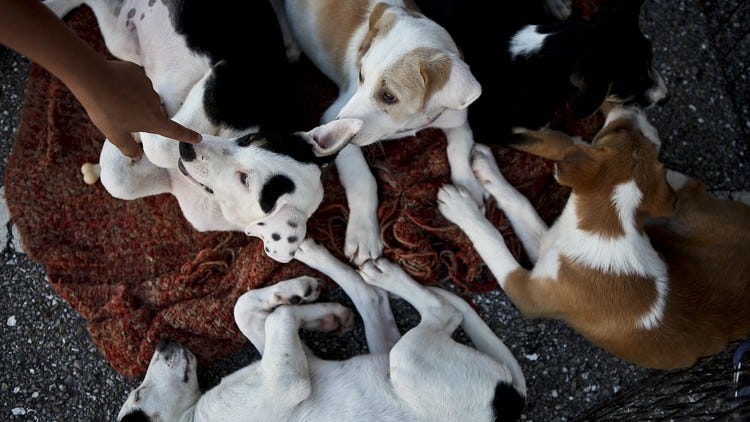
[[157, 339, 170, 352], [179, 142, 197, 162]]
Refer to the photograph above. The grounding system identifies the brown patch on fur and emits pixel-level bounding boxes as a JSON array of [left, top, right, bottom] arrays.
[[358, 2, 396, 67], [316, 0, 370, 78], [376, 48, 451, 122], [495, 112, 750, 369]]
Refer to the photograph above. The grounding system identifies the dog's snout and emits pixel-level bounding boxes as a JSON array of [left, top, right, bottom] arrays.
[[157, 339, 170, 352], [179, 142, 197, 162]]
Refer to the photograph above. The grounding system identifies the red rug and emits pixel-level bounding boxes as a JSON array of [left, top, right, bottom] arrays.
[[5, 4, 600, 377]]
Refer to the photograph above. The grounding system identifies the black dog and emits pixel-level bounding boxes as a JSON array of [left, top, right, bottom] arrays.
[[416, 0, 669, 144]]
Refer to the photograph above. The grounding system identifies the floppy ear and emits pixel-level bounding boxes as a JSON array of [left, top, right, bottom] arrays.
[[298, 119, 363, 156], [429, 56, 482, 111], [508, 128, 576, 161]]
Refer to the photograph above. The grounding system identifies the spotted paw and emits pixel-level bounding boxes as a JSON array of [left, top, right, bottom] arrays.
[[471, 144, 509, 191], [270, 276, 321, 307], [246, 204, 307, 263], [344, 214, 383, 266]]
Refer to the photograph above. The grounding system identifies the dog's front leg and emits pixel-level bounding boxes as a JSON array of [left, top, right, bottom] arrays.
[[437, 185, 558, 318], [471, 144, 548, 263], [443, 122, 487, 209], [260, 303, 354, 401], [295, 239, 401, 353], [335, 144, 384, 266]]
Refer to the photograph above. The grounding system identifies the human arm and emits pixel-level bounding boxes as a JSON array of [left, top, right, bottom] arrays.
[[0, 0, 201, 160]]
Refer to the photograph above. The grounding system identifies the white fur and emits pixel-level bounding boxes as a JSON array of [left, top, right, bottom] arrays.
[[509, 25, 549, 59], [45, 0, 363, 263], [440, 145, 669, 330], [117, 244, 526, 422], [272, 0, 484, 264]]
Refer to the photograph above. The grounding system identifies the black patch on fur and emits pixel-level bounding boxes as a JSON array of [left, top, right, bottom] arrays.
[[120, 409, 151, 422], [492, 382, 525, 422], [272, 233, 281, 241], [288, 220, 298, 228], [179, 142, 196, 162], [259, 175, 295, 214], [234, 132, 333, 167], [287, 236, 298, 243], [416, 0, 661, 144]]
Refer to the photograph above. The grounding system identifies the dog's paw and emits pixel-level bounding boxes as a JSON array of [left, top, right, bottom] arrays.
[[472, 145, 510, 190], [358, 258, 408, 290], [301, 303, 355, 335], [81, 162, 102, 185], [545, 0, 572, 20], [271, 276, 321, 307], [344, 215, 384, 266], [246, 205, 307, 263], [438, 184, 483, 226]]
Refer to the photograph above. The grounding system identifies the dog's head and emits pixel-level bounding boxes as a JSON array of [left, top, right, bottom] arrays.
[[117, 341, 200, 422], [336, 2, 481, 146], [177, 119, 362, 262], [569, 0, 669, 118], [512, 103, 676, 219]]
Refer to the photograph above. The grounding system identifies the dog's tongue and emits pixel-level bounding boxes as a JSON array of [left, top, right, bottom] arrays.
[[244, 203, 307, 263]]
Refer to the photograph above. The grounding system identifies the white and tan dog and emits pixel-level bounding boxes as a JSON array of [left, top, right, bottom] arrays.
[[46, 0, 364, 262], [270, 0, 484, 265], [437, 103, 750, 369], [117, 240, 527, 421]]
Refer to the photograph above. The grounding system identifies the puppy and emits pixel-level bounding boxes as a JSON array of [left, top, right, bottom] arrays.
[[270, 0, 484, 265], [416, 0, 670, 145], [46, 0, 362, 262], [437, 103, 750, 370], [117, 240, 527, 421]]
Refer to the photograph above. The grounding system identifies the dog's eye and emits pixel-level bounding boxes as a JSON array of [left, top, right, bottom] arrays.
[[381, 91, 398, 105], [238, 172, 249, 187]]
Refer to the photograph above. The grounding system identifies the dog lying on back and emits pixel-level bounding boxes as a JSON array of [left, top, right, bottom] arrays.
[[416, 0, 669, 145], [438, 102, 750, 369], [117, 241, 527, 421], [45, 0, 362, 262]]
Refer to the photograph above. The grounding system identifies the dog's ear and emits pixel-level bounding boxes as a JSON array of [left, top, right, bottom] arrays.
[[299, 119, 364, 156], [429, 56, 482, 111], [508, 128, 576, 161]]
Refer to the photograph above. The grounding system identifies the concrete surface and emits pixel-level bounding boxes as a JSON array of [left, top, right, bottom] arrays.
[[0, 0, 748, 420]]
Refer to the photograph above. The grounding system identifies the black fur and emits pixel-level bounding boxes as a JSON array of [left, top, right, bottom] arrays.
[[120, 409, 150, 422], [416, 0, 660, 144], [166, 0, 311, 158], [259, 175, 296, 214], [491, 382, 525, 422], [235, 132, 333, 167]]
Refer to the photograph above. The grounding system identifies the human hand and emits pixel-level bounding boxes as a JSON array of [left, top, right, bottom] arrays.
[[70, 60, 201, 160]]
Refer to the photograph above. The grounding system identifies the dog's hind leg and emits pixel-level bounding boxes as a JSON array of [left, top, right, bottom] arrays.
[[294, 239, 401, 353], [471, 144, 548, 263], [260, 303, 354, 402], [233, 276, 321, 355]]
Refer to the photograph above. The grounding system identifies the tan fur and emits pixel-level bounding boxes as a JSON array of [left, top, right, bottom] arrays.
[[316, 0, 370, 79], [505, 112, 750, 370], [377, 48, 452, 122]]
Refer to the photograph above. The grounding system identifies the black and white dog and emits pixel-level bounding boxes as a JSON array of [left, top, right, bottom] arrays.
[[416, 0, 670, 144], [117, 240, 527, 422], [46, 0, 362, 262]]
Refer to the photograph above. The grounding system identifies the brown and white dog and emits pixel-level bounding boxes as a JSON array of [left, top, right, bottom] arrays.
[[270, 0, 484, 265], [437, 103, 750, 370]]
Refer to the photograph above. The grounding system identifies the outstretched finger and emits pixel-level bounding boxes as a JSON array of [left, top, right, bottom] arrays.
[[151, 117, 202, 144]]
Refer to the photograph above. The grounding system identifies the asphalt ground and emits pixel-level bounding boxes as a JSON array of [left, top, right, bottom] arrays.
[[1, 0, 748, 420]]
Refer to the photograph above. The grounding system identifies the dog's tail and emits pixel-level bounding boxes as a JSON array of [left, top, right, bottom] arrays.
[[427, 287, 527, 397], [44, 0, 86, 18]]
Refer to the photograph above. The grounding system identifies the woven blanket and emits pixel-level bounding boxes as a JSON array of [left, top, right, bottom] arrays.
[[5, 4, 600, 377]]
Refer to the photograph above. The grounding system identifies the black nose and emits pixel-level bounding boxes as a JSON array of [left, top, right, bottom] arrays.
[[179, 142, 197, 162]]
